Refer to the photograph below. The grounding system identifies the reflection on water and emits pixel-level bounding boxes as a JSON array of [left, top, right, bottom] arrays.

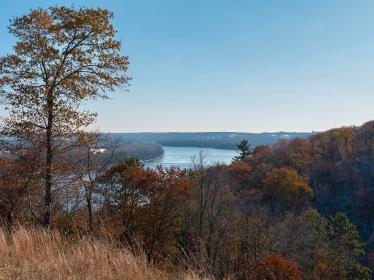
[[143, 146, 238, 169]]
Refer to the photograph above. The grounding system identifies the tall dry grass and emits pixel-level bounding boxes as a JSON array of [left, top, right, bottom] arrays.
[[0, 226, 213, 280]]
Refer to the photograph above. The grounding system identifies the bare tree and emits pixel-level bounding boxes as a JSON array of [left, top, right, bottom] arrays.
[[74, 133, 119, 232]]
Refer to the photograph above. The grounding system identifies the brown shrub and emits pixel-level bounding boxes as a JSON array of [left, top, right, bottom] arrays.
[[248, 254, 301, 280]]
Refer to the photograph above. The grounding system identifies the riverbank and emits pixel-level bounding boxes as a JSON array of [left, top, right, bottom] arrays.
[[141, 154, 164, 163]]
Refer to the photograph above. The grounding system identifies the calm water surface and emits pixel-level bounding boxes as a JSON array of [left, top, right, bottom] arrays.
[[144, 146, 238, 169]]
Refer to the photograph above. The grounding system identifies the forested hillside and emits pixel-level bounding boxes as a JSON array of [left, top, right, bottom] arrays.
[[109, 132, 311, 149], [245, 121, 374, 242], [236, 120, 374, 276], [116, 143, 164, 161]]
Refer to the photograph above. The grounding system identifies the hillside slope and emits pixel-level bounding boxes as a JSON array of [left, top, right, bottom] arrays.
[[108, 132, 312, 149]]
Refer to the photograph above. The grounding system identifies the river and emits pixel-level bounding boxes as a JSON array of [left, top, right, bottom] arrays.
[[143, 146, 238, 169]]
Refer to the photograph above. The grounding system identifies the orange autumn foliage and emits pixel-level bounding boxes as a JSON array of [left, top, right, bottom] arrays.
[[250, 255, 301, 280]]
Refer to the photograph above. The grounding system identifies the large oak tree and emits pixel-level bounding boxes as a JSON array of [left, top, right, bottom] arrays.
[[0, 7, 129, 226]]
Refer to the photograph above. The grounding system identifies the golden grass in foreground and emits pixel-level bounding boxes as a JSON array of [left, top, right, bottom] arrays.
[[0, 227, 212, 280]]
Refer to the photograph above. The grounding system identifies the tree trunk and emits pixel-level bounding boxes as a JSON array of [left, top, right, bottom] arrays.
[[42, 94, 54, 227], [86, 185, 93, 232]]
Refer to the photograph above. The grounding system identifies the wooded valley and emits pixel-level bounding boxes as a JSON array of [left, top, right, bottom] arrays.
[[0, 5, 372, 280]]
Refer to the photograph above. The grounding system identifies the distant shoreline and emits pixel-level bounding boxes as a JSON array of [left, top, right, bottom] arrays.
[[141, 154, 164, 163], [107, 132, 312, 150]]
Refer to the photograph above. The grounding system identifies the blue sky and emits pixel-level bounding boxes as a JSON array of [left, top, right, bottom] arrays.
[[0, 0, 373, 132]]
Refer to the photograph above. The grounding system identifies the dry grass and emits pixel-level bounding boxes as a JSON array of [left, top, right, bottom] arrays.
[[0, 226, 212, 280]]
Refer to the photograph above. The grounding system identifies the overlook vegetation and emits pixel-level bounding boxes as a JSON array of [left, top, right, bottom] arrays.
[[0, 226, 208, 280], [0, 5, 372, 280]]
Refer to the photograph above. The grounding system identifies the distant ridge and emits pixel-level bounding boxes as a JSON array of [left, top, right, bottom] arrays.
[[107, 132, 312, 150]]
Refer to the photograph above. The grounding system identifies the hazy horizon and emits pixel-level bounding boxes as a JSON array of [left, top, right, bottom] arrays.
[[105, 130, 314, 134], [101, 120, 368, 134]]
